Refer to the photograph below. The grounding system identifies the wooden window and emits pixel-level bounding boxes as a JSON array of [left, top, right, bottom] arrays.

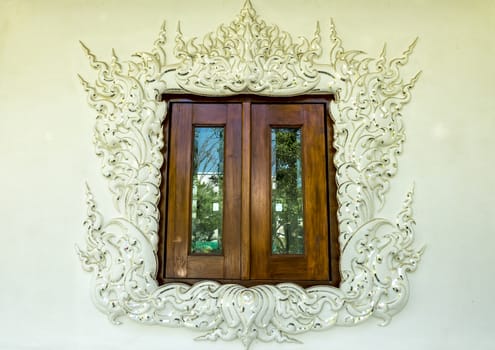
[[158, 96, 340, 287]]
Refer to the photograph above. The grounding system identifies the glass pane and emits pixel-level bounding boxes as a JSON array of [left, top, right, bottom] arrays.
[[271, 128, 304, 255], [190, 127, 224, 255]]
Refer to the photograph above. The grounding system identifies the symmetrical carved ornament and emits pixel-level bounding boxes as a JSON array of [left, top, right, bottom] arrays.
[[77, 1, 423, 348]]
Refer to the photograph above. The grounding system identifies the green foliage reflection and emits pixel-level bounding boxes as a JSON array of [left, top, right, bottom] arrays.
[[191, 128, 224, 254], [271, 128, 304, 255]]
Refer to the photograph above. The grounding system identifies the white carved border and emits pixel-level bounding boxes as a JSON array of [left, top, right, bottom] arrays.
[[77, 1, 423, 348]]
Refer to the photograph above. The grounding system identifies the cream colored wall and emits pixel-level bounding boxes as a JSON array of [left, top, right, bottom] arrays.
[[1, 0, 494, 349]]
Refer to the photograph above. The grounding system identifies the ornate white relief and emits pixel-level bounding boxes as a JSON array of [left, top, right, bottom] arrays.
[[77, 1, 423, 348], [174, 1, 321, 95]]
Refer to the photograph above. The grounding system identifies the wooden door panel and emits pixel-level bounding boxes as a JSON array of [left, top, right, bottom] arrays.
[[166, 103, 242, 279], [250, 103, 329, 281]]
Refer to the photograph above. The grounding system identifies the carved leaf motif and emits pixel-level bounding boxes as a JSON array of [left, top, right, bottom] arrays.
[[78, 24, 168, 247], [174, 1, 321, 95], [78, 2, 422, 348], [328, 24, 421, 245]]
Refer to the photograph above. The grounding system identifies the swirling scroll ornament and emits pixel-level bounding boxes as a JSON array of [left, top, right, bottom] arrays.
[[174, 0, 321, 95], [77, 1, 423, 348]]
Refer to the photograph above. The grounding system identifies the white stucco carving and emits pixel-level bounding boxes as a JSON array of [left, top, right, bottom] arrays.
[[77, 1, 423, 348]]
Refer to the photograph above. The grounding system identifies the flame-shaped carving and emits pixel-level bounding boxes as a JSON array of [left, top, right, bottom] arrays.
[[175, 0, 321, 95], [77, 1, 423, 348]]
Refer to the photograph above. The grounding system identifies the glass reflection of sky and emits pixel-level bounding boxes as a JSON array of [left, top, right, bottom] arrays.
[[190, 127, 224, 255]]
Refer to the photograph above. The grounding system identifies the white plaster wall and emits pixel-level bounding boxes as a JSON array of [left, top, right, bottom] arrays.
[[0, 0, 494, 349]]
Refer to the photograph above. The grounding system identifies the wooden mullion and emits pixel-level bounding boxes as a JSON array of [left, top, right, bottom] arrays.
[[223, 104, 242, 279], [241, 101, 251, 280]]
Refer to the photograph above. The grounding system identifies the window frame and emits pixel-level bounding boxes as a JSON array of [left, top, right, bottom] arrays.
[[78, 1, 422, 346], [157, 94, 340, 287]]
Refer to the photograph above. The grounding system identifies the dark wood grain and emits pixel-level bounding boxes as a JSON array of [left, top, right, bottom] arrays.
[[165, 103, 242, 279], [250, 103, 329, 281], [159, 95, 340, 286], [240, 101, 251, 281]]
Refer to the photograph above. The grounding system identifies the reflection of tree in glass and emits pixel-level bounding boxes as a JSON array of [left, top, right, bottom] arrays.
[[271, 129, 304, 254], [194, 128, 224, 174], [191, 128, 224, 254]]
